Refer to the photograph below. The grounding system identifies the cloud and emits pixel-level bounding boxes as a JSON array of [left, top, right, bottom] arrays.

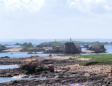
[[0, 0, 45, 12], [0, 0, 112, 14], [67, 0, 112, 14]]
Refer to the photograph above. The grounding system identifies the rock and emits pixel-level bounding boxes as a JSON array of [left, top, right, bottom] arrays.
[[20, 60, 54, 74], [44, 46, 64, 53], [64, 42, 81, 54], [0, 45, 6, 52], [84, 73, 90, 77], [1, 56, 10, 58], [88, 44, 106, 53]]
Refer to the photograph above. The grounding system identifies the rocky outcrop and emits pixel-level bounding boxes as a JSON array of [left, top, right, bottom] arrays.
[[20, 60, 54, 74], [44, 46, 64, 53], [88, 44, 106, 53], [0, 45, 6, 52], [64, 42, 81, 54]]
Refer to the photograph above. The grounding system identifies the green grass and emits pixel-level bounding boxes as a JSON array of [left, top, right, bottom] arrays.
[[59, 54, 112, 65]]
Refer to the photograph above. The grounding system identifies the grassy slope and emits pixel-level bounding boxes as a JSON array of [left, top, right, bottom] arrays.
[[60, 54, 112, 65]]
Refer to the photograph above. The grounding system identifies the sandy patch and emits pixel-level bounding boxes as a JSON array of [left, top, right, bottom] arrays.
[[12, 74, 26, 78], [48, 56, 76, 60], [76, 58, 90, 61], [3, 48, 22, 52]]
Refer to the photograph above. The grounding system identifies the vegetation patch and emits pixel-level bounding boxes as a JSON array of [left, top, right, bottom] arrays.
[[59, 54, 112, 65]]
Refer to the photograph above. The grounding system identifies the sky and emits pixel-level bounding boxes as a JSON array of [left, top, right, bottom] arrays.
[[0, 0, 112, 40]]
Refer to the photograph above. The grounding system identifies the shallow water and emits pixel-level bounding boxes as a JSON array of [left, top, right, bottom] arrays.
[[105, 45, 112, 53], [0, 77, 47, 83], [0, 45, 111, 58], [0, 52, 57, 58], [0, 65, 19, 69], [0, 65, 48, 83]]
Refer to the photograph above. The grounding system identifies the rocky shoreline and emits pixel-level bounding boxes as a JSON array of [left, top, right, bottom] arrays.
[[0, 71, 112, 86], [0, 56, 111, 86]]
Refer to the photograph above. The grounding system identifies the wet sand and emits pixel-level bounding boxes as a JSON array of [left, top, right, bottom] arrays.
[[3, 48, 22, 52]]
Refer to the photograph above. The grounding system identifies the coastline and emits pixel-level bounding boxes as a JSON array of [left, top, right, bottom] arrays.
[[0, 56, 111, 86]]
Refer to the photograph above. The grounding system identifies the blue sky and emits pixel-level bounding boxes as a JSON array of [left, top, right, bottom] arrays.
[[0, 0, 112, 40]]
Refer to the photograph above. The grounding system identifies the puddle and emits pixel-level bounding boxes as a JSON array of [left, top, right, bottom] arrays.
[[0, 65, 19, 69], [0, 77, 47, 83]]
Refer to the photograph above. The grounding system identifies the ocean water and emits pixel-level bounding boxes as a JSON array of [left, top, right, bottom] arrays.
[[0, 65, 19, 69], [105, 45, 112, 53], [1, 39, 112, 45], [0, 52, 57, 58]]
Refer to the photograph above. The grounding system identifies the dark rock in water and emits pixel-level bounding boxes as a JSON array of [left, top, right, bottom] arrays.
[[28, 52, 33, 54], [64, 42, 81, 54], [1, 56, 10, 58], [0, 45, 7, 52], [88, 44, 106, 53]]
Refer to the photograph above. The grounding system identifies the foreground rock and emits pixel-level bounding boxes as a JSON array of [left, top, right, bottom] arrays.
[[20, 59, 54, 74], [0, 71, 112, 86], [0, 57, 81, 77]]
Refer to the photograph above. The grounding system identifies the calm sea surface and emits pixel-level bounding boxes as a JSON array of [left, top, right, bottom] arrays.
[[0, 52, 57, 58]]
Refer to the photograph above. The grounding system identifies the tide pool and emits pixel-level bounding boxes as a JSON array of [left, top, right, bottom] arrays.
[[0, 77, 47, 83], [0, 65, 19, 69]]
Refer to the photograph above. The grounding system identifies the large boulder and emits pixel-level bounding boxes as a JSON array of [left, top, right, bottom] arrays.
[[64, 42, 81, 54], [0, 45, 6, 51], [20, 60, 54, 74], [88, 44, 106, 53]]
